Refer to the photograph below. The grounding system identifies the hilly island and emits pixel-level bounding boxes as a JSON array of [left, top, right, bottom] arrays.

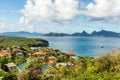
[[44, 30, 120, 37], [1, 30, 120, 37]]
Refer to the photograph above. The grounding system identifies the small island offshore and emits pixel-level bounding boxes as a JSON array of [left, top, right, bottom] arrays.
[[0, 36, 120, 80]]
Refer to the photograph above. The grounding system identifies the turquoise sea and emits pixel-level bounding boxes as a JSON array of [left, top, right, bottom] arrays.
[[40, 36, 120, 57]]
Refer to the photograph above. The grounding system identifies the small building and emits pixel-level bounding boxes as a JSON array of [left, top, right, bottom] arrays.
[[16, 46, 21, 49], [67, 52, 78, 60], [30, 47, 41, 50], [0, 50, 10, 57], [5, 63, 17, 71], [34, 52, 46, 57], [12, 48, 21, 53], [15, 52, 24, 57], [56, 63, 67, 67], [67, 52, 75, 56], [71, 56, 78, 60], [48, 57, 56, 62], [47, 57, 57, 66], [34, 52, 46, 55], [47, 61, 54, 66]]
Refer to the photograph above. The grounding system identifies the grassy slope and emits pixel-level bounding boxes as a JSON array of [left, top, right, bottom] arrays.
[[0, 36, 49, 48]]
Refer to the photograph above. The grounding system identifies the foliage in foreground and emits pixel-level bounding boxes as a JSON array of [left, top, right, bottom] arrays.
[[19, 50, 120, 80], [2, 73, 17, 80]]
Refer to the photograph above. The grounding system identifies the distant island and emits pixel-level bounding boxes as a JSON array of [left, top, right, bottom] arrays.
[[0, 31, 43, 37], [0, 30, 120, 37], [44, 30, 120, 37]]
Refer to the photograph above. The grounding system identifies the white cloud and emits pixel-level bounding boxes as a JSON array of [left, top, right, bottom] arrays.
[[20, 0, 80, 23], [19, 0, 120, 24], [80, 0, 120, 22], [0, 23, 35, 32], [0, 23, 6, 30], [19, 17, 29, 24], [81, 0, 120, 17]]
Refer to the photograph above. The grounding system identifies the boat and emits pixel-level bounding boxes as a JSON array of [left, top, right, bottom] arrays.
[[101, 45, 104, 48]]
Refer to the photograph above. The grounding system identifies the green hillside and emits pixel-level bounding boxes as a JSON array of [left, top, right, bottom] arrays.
[[0, 36, 48, 49]]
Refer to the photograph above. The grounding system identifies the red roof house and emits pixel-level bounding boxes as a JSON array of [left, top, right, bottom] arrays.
[[48, 57, 56, 61], [67, 52, 75, 56], [0, 50, 10, 57]]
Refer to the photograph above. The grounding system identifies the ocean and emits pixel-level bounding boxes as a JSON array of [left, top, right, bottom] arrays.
[[40, 36, 120, 57]]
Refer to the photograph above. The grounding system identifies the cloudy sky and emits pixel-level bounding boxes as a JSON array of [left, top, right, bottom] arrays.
[[0, 0, 120, 33]]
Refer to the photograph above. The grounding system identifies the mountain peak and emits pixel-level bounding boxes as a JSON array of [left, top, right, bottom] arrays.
[[0, 30, 120, 37]]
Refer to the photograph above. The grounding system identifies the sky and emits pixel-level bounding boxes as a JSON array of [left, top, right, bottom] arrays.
[[0, 0, 120, 33]]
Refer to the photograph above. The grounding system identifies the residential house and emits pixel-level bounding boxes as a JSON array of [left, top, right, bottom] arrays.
[[0, 50, 10, 57], [5, 63, 17, 71], [15, 52, 24, 57]]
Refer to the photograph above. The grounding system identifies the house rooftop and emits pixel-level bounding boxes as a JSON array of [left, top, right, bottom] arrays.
[[34, 52, 46, 55], [0, 50, 10, 56], [48, 57, 56, 61], [67, 52, 75, 56], [5, 63, 16, 68]]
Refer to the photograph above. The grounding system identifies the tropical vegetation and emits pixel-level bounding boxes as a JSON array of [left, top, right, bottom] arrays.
[[0, 36, 120, 80], [0, 36, 48, 50]]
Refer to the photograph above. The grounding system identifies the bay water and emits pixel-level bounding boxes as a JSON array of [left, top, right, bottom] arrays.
[[40, 36, 120, 57]]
